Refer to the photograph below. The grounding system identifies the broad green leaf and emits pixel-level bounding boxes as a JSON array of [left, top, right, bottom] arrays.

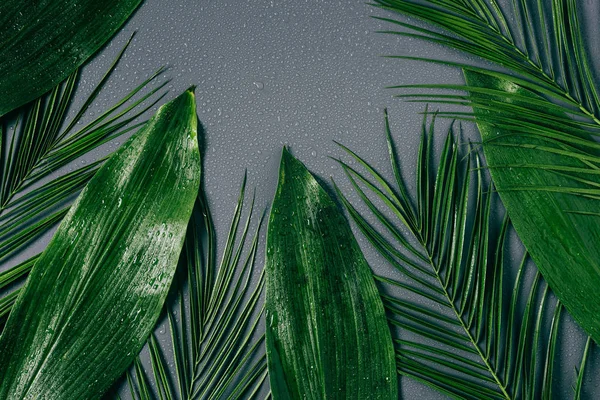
[[265, 148, 397, 399], [464, 69, 600, 342], [0, 0, 141, 116], [0, 88, 201, 399]]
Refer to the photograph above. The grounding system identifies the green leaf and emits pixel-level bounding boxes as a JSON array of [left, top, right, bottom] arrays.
[[372, 0, 600, 343], [0, 0, 142, 117], [265, 148, 397, 399], [464, 69, 600, 342], [0, 88, 201, 399]]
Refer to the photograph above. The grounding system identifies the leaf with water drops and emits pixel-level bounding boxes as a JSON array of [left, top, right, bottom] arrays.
[[465, 70, 600, 343], [0, 88, 201, 399], [0, 0, 141, 116], [265, 148, 397, 399]]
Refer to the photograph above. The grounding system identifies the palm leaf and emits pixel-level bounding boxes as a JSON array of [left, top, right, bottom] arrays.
[[116, 174, 267, 400], [372, 0, 600, 343], [265, 149, 397, 399], [0, 36, 167, 325], [0, 0, 142, 116], [0, 88, 200, 399], [334, 110, 595, 399]]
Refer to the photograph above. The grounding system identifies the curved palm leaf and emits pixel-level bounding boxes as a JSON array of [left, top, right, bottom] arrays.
[[372, 0, 600, 342], [0, 36, 167, 324], [334, 111, 594, 399], [115, 175, 267, 400]]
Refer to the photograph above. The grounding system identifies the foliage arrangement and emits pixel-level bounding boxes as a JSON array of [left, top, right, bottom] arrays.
[[373, 0, 600, 342], [1, 0, 599, 399]]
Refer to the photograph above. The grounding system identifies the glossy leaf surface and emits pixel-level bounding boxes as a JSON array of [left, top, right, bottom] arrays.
[[0, 88, 200, 399], [265, 149, 397, 399], [0, 0, 141, 116], [465, 70, 600, 342]]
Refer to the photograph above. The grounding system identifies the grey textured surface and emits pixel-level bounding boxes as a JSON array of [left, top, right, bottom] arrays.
[[13, 0, 600, 398]]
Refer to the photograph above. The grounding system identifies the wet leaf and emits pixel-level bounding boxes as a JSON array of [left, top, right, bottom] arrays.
[[0, 0, 141, 116], [265, 148, 397, 399], [0, 88, 201, 399]]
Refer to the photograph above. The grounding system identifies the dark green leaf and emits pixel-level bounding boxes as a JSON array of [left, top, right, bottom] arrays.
[[0, 88, 200, 399], [464, 69, 600, 342], [0, 37, 165, 324], [372, 0, 600, 345], [0, 0, 141, 116], [265, 148, 397, 399]]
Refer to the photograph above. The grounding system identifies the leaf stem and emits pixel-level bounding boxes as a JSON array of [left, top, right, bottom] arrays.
[[422, 246, 512, 399]]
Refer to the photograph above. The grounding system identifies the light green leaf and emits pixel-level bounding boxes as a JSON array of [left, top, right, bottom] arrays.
[[265, 148, 397, 399], [0, 88, 201, 399], [0, 0, 141, 117]]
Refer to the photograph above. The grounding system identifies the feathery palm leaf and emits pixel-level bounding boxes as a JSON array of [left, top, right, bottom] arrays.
[[372, 0, 600, 178], [118, 175, 267, 400], [374, 0, 599, 121], [334, 111, 594, 399], [0, 36, 167, 323], [371, 0, 600, 343]]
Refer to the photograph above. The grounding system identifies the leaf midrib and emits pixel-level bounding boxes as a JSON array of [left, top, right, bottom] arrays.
[[413, 231, 511, 400]]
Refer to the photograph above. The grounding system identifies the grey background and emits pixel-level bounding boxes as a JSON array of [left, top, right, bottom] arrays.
[[18, 0, 600, 398]]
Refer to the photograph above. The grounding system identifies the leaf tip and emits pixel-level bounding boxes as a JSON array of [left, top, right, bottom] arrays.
[[281, 146, 294, 163]]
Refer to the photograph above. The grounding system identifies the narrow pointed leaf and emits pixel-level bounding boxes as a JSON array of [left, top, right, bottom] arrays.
[[0, 0, 141, 116], [464, 69, 600, 341], [265, 148, 397, 399], [0, 88, 201, 399]]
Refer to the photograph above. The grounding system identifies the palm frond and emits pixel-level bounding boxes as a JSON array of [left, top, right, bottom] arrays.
[[372, 0, 600, 197], [117, 174, 267, 400], [0, 35, 167, 324], [334, 110, 595, 399], [372, 0, 600, 345]]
